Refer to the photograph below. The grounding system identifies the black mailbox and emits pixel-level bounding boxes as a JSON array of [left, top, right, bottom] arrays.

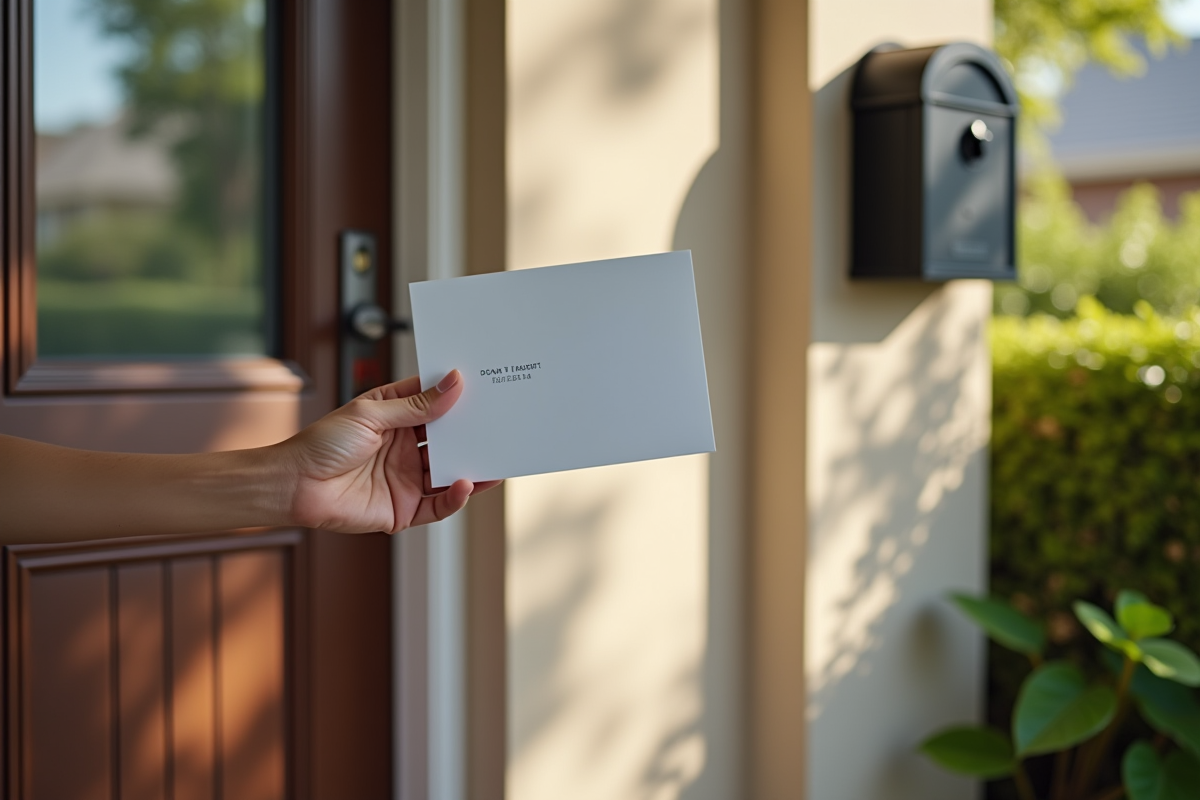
[[851, 42, 1018, 281]]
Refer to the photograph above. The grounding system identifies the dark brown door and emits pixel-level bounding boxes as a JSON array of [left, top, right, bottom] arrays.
[[0, 1, 394, 796]]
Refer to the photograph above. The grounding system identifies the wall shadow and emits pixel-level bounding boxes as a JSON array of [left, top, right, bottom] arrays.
[[511, 0, 708, 117], [508, 495, 611, 759], [811, 62, 940, 346], [806, 294, 988, 799], [804, 53, 990, 800], [507, 0, 735, 797], [653, 0, 750, 795]]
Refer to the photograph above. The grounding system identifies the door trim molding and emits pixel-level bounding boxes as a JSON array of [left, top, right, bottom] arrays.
[[10, 359, 306, 395], [462, 0, 508, 794], [393, 0, 507, 796], [393, 0, 469, 797]]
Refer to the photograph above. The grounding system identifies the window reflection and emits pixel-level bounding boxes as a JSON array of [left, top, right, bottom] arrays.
[[35, 0, 269, 358]]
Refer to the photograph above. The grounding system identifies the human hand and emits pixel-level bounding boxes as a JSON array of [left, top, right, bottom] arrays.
[[279, 370, 500, 534]]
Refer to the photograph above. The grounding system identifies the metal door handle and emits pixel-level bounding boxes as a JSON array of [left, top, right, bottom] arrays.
[[347, 302, 411, 342]]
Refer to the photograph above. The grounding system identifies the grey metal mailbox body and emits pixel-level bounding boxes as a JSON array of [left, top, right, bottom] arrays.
[[851, 42, 1018, 281]]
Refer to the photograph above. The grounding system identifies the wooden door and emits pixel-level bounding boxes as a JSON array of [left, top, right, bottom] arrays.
[[0, 1, 395, 796]]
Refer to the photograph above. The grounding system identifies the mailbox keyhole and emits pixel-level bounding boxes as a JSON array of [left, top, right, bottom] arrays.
[[959, 118, 993, 165]]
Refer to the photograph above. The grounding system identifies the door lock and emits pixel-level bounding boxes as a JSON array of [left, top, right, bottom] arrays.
[[340, 230, 411, 403]]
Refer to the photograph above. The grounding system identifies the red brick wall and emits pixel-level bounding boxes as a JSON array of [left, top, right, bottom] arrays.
[[1070, 173, 1200, 222]]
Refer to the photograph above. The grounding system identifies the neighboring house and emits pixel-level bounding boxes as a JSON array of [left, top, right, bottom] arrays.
[[35, 114, 176, 245], [1048, 38, 1200, 221]]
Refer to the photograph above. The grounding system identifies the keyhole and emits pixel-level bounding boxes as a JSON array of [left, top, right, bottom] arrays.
[[960, 118, 993, 165], [353, 246, 372, 274]]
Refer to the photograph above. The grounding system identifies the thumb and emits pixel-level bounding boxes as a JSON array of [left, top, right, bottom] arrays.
[[361, 370, 464, 431]]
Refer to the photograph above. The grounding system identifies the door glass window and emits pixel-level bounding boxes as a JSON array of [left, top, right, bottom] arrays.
[[34, 0, 270, 358]]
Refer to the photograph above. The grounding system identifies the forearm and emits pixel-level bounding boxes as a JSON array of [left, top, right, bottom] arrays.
[[0, 434, 296, 544]]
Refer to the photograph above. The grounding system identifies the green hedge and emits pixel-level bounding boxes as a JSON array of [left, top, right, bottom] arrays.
[[992, 296, 1200, 624], [995, 178, 1200, 318], [989, 297, 1200, 755], [989, 298, 1200, 794], [37, 279, 264, 358]]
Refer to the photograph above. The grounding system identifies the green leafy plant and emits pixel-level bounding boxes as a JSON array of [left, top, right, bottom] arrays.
[[921, 590, 1200, 799]]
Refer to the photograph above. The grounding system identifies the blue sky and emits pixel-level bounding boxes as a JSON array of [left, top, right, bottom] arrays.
[[32, 0, 1200, 133], [34, 0, 131, 132], [1166, 0, 1200, 34]]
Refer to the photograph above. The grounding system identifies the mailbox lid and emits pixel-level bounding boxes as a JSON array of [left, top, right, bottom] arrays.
[[851, 41, 1017, 116], [922, 42, 1017, 116], [852, 44, 939, 110]]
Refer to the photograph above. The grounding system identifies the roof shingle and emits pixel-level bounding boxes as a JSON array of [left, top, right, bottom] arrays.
[[1048, 38, 1200, 180]]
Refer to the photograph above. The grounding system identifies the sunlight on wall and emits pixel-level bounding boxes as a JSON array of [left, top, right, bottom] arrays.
[[508, 459, 709, 800], [806, 1, 993, 797], [509, 0, 717, 269], [810, 0, 991, 87], [506, 0, 723, 797], [806, 285, 991, 799]]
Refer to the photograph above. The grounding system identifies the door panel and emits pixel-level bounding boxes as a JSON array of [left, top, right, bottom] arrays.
[[12, 533, 300, 800], [116, 561, 167, 800], [1, 1, 395, 797], [26, 567, 111, 800], [170, 557, 218, 800], [217, 549, 287, 800]]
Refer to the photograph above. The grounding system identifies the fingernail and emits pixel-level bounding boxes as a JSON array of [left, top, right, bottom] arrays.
[[437, 369, 461, 393]]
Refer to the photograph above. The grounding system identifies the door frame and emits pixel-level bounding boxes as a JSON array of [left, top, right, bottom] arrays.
[[392, 0, 507, 796]]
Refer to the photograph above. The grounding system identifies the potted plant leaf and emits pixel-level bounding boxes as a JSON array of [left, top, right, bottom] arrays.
[[920, 590, 1200, 799]]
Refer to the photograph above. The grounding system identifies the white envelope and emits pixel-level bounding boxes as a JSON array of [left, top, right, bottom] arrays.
[[410, 251, 716, 485]]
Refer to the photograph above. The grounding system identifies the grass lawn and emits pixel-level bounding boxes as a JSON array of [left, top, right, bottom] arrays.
[[37, 279, 267, 358]]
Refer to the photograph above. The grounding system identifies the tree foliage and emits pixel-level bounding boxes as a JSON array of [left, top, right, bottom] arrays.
[[83, 0, 266, 287], [994, 0, 1185, 144]]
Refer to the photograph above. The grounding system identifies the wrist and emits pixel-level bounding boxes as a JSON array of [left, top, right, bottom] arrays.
[[244, 443, 301, 528], [199, 444, 298, 530]]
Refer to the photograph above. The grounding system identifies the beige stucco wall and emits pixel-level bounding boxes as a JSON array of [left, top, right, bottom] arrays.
[[506, 0, 748, 797], [506, 0, 995, 797], [806, 1, 993, 798]]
